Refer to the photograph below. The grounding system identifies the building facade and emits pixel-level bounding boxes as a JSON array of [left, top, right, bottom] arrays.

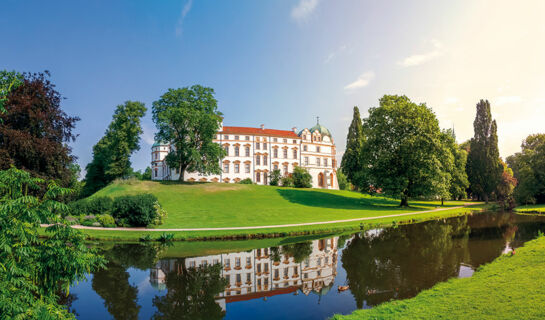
[[151, 120, 338, 189]]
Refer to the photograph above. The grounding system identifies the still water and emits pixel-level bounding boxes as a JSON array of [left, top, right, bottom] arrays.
[[66, 211, 545, 319]]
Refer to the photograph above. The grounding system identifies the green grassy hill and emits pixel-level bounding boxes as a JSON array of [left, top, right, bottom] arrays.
[[91, 180, 470, 229]]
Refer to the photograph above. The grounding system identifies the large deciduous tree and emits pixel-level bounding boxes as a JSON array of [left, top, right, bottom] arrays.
[[466, 100, 503, 202], [82, 101, 146, 196], [359, 95, 452, 206], [441, 129, 470, 200], [506, 133, 545, 204], [341, 106, 364, 189], [0, 71, 79, 187], [152, 85, 225, 181]]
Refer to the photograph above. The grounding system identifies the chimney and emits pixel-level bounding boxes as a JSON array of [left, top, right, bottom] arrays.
[[260, 124, 265, 130], [292, 126, 297, 133]]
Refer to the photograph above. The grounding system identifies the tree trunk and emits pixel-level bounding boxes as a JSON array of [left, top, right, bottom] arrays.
[[484, 193, 489, 204], [400, 192, 409, 207], [441, 198, 444, 206], [178, 163, 186, 182]]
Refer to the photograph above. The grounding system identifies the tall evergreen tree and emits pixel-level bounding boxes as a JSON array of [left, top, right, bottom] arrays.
[[82, 101, 146, 196], [341, 106, 364, 189], [466, 99, 503, 202]]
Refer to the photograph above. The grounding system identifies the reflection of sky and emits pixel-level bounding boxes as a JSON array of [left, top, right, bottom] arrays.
[[223, 250, 356, 320]]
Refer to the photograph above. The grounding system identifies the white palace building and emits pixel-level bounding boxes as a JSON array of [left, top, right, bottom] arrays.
[[151, 119, 339, 189]]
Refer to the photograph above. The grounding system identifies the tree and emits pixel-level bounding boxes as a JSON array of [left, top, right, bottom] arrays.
[[0, 70, 23, 117], [269, 169, 282, 186], [142, 166, 152, 180], [337, 170, 349, 190], [441, 129, 470, 200], [0, 167, 105, 318], [292, 166, 312, 188], [0, 72, 80, 187], [341, 106, 364, 188], [152, 85, 225, 182], [496, 160, 517, 209], [506, 134, 545, 204], [466, 100, 503, 202], [82, 101, 146, 196], [358, 95, 452, 206]]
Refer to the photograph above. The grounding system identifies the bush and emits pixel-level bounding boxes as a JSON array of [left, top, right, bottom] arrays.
[[281, 175, 294, 187], [237, 178, 253, 184], [269, 169, 282, 186], [98, 214, 116, 227], [152, 201, 167, 226], [292, 166, 312, 188], [337, 170, 348, 190], [112, 194, 158, 227], [69, 197, 112, 216], [81, 220, 96, 227]]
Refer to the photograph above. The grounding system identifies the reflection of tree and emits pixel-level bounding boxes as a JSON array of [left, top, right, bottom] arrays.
[[152, 260, 227, 320], [92, 262, 140, 320], [341, 216, 471, 308], [102, 243, 160, 270], [282, 241, 313, 263], [57, 292, 78, 317]]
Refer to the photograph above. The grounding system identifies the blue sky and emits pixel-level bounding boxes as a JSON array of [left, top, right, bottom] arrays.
[[2, 0, 545, 174]]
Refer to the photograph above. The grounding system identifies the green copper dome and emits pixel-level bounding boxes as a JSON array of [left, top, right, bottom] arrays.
[[152, 141, 168, 147], [309, 123, 331, 137]]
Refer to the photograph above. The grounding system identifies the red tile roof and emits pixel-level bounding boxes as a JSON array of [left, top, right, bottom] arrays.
[[221, 126, 300, 138], [224, 286, 298, 303]]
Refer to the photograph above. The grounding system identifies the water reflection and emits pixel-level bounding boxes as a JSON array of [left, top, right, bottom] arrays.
[[68, 211, 545, 320]]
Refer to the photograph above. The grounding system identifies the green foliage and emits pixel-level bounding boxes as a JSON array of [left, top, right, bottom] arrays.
[[341, 106, 365, 189], [441, 129, 470, 200], [0, 70, 23, 117], [0, 167, 105, 319], [157, 233, 175, 243], [269, 169, 282, 186], [69, 196, 113, 216], [112, 194, 158, 227], [292, 166, 312, 188], [496, 160, 517, 209], [507, 133, 545, 204], [83, 101, 147, 196], [139, 234, 153, 242], [281, 175, 295, 187], [466, 99, 503, 202], [359, 95, 452, 206], [153, 201, 168, 226], [281, 241, 312, 263], [142, 166, 152, 180], [152, 85, 225, 181], [237, 178, 254, 184], [98, 214, 116, 227], [337, 170, 349, 190]]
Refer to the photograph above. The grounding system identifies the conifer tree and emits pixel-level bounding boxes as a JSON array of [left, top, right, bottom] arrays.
[[466, 99, 503, 202], [341, 106, 364, 188]]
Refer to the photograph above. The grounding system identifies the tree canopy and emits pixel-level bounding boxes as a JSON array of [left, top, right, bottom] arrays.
[[0, 70, 23, 117], [82, 101, 146, 196], [466, 100, 503, 202], [341, 106, 364, 189], [507, 133, 545, 204], [152, 85, 225, 181], [358, 95, 452, 206], [0, 72, 79, 187], [441, 129, 470, 200]]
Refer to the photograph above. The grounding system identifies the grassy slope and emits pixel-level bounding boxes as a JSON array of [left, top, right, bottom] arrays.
[[333, 236, 545, 320], [91, 180, 475, 228], [515, 204, 545, 213]]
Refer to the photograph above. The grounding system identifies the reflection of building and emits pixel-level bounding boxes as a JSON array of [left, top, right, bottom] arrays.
[[151, 119, 339, 189], [150, 237, 339, 308]]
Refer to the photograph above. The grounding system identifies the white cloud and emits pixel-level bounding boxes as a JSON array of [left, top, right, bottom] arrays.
[[175, 0, 193, 37], [324, 45, 347, 63], [399, 39, 443, 67], [291, 0, 319, 22], [142, 124, 155, 145], [344, 71, 375, 91], [494, 95, 523, 106]]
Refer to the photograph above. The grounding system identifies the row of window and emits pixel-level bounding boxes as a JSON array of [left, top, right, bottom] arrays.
[[220, 135, 298, 144], [225, 146, 251, 157], [303, 157, 329, 167], [223, 163, 251, 174]]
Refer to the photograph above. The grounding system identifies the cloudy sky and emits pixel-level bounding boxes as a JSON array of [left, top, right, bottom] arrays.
[[2, 0, 544, 173]]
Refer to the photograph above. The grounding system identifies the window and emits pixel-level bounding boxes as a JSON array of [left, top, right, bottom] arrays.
[[293, 140, 297, 144], [317, 258, 322, 266], [264, 155, 268, 165], [324, 158, 328, 167], [264, 173, 268, 184], [283, 139, 287, 143], [317, 158, 321, 166], [155, 153, 158, 160], [246, 257, 251, 266], [224, 135, 229, 140], [245, 147, 250, 157], [154, 168, 158, 177], [234, 164, 240, 173], [256, 142, 260, 149], [257, 264, 262, 273], [258, 278, 262, 286], [274, 270, 279, 278], [264, 142, 268, 149], [256, 156, 261, 165], [304, 157, 309, 165], [245, 164, 250, 173], [214, 259, 219, 265], [294, 266, 298, 274], [247, 273, 251, 282], [303, 145, 308, 152], [235, 258, 241, 268], [284, 268, 288, 277], [273, 164, 278, 170], [235, 146, 240, 156], [264, 278, 269, 285], [189, 261, 196, 268], [304, 273, 308, 279], [283, 165, 288, 174], [283, 149, 288, 159], [264, 264, 269, 272], [225, 259, 230, 268], [273, 138, 278, 142], [316, 146, 321, 152], [273, 149, 278, 158], [236, 274, 241, 283], [224, 145, 229, 155], [325, 257, 329, 265], [223, 163, 229, 173], [245, 136, 250, 140], [176, 167, 180, 174], [234, 135, 239, 140], [303, 135, 306, 140], [256, 172, 261, 182], [293, 149, 297, 159]]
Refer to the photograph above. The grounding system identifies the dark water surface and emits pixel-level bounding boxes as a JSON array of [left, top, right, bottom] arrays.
[[66, 211, 545, 319]]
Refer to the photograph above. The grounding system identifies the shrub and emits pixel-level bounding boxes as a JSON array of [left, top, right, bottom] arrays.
[[152, 201, 168, 226], [269, 169, 282, 186], [237, 178, 253, 184], [139, 234, 153, 242], [98, 214, 116, 227], [64, 216, 79, 225], [81, 220, 96, 227], [337, 170, 348, 190], [292, 166, 312, 188], [112, 194, 158, 227], [281, 175, 294, 187], [69, 197, 112, 216], [157, 233, 174, 243]]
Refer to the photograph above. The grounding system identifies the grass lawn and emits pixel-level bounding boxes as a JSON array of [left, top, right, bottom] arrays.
[[515, 204, 545, 213], [332, 235, 545, 320], [90, 180, 479, 229]]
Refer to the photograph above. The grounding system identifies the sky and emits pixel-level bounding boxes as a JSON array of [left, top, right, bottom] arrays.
[[2, 0, 545, 175]]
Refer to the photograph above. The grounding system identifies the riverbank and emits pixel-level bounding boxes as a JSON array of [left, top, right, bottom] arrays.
[[515, 204, 545, 214], [332, 235, 545, 320]]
